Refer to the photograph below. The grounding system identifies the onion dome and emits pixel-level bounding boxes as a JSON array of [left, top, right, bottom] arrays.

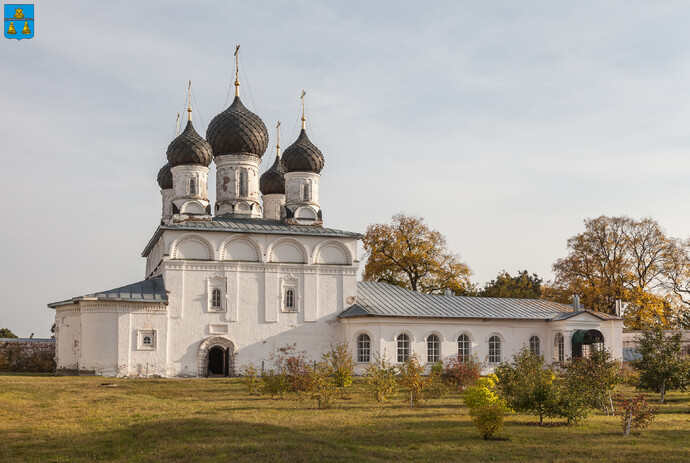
[[260, 154, 285, 195], [166, 120, 213, 167], [206, 96, 269, 158], [281, 129, 324, 174], [157, 163, 173, 190]]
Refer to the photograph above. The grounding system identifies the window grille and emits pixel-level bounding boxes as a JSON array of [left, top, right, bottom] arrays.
[[555, 333, 564, 362], [357, 333, 371, 363], [529, 335, 540, 356], [457, 334, 470, 361], [427, 334, 440, 363], [285, 289, 295, 311], [397, 333, 410, 363], [488, 336, 501, 364], [211, 288, 222, 309]]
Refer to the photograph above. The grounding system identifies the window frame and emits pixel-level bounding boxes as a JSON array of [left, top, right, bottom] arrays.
[[284, 288, 296, 312], [396, 333, 411, 363], [137, 330, 156, 350], [457, 333, 471, 361], [555, 332, 565, 363], [302, 182, 311, 202], [427, 333, 440, 363], [529, 335, 541, 356], [356, 333, 371, 364], [488, 335, 502, 364], [188, 177, 197, 196], [238, 169, 248, 197]]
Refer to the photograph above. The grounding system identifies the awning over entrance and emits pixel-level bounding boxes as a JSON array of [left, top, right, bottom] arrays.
[[572, 329, 604, 344]]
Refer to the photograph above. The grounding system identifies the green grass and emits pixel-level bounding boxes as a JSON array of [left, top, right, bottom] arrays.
[[1, 375, 688, 462]]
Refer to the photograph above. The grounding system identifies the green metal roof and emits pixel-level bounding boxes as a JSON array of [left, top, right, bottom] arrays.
[[48, 276, 167, 308]]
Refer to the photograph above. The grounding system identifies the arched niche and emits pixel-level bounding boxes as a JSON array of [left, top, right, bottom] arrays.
[[180, 201, 206, 215], [171, 235, 214, 260], [267, 238, 307, 264], [313, 240, 351, 265], [220, 236, 261, 262], [295, 206, 317, 220]]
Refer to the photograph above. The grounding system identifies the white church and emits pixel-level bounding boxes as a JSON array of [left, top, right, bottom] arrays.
[[48, 72, 623, 377]]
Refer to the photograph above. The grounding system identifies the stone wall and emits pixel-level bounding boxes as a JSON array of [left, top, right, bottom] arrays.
[[0, 338, 55, 373]]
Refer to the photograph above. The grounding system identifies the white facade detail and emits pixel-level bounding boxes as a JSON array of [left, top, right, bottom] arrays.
[[215, 154, 262, 217]]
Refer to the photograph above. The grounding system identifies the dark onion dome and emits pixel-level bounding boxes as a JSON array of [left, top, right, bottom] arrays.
[[206, 96, 269, 158], [166, 120, 213, 167], [281, 129, 324, 174], [260, 154, 285, 195], [157, 163, 173, 190]]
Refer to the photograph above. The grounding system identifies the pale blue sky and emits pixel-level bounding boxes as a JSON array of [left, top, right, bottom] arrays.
[[2, 1, 690, 337]]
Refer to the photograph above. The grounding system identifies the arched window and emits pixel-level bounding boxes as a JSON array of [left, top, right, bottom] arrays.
[[285, 289, 295, 311], [239, 170, 248, 197], [488, 336, 501, 364], [397, 333, 410, 363], [555, 333, 564, 363], [427, 334, 440, 363], [189, 177, 197, 195], [357, 333, 371, 363], [457, 334, 471, 361], [142, 335, 152, 346], [529, 335, 540, 356], [211, 288, 222, 309], [302, 182, 311, 202]]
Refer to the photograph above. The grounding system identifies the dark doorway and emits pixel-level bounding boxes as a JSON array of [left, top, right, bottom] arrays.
[[572, 329, 605, 358], [208, 346, 226, 376]]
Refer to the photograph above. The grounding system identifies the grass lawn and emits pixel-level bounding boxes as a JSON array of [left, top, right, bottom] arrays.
[[0, 374, 688, 462]]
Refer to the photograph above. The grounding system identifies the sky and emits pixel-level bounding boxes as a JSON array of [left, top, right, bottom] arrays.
[[2, 1, 690, 337]]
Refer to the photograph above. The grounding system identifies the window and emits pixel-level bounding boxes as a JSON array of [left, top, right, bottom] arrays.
[[142, 335, 152, 346], [238, 170, 248, 197], [189, 177, 197, 195], [357, 333, 371, 363], [427, 334, 440, 363], [138, 330, 155, 350], [302, 182, 311, 201], [285, 289, 295, 311], [211, 288, 222, 309], [555, 333, 564, 363], [458, 334, 471, 361], [529, 335, 540, 356], [397, 333, 410, 363], [488, 335, 501, 364]]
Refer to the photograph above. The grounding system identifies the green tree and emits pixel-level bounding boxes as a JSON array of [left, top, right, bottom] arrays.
[[323, 342, 354, 388], [479, 270, 542, 298], [397, 354, 431, 407], [494, 348, 560, 425], [632, 327, 690, 403], [362, 214, 472, 294], [363, 353, 398, 403], [0, 328, 18, 338]]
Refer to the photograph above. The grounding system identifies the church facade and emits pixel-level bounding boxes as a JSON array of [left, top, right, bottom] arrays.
[[48, 76, 623, 377]]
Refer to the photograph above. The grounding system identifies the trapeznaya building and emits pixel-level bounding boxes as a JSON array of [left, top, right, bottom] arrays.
[[48, 75, 623, 377]]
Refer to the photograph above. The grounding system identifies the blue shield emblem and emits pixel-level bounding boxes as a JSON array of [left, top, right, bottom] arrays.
[[4, 4, 33, 40]]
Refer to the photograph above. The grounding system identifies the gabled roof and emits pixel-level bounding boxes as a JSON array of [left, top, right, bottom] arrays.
[[339, 282, 620, 321], [549, 309, 620, 321], [142, 216, 362, 256], [48, 276, 167, 308]]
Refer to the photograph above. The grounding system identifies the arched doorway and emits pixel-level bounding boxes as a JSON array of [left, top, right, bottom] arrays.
[[572, 329, 604, 358], [198, 337, 236, 377]]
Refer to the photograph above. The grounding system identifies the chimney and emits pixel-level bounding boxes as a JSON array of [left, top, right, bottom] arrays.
[[444, 288, 454, 297], [572, 295, 581, 312]]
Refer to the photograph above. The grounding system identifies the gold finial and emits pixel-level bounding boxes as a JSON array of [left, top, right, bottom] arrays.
[[276, 121, 281, 157], [176, 113, 180, 136], [234, 45, 241, 97], [300, 90, 306, 130], [187, 80, 192, 121]]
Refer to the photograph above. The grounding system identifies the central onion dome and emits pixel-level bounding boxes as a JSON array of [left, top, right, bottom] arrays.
[[166, 121, 213, 167], [206, 96, 269, 158], [157, 163, 173, 189], [260, 154, 285, 195], [281, 129, 324, 174]]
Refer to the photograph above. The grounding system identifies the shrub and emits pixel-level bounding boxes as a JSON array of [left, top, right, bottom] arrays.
[[305, 361, 338, 409], [615, 394, 657, 436], [441, 354, 482, 391], [398, 354, 431, 407], [473, 404, 505, 440], [323, 342, 355, 388], [363, 353, 398, 403], [260, 369, 290, 398], [0, 343, 55, 373], [241, 364, 260, 396], [425, 362, 447, 399], [270, 344, 311, 393]]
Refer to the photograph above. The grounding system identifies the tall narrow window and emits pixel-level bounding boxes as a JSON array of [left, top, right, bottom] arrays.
[[211, 288, 222, 310], [555, 333, 564, 362], [457, 334, 470, 361], [239, 170, 248, 197], [488, 335, 501, 364], [427, 334, 440, 363], [302, 182, 310, 202], [285, 289, 295, 311], [357, 333, 371, 363], [529, 335, 540, 356], [189, 177, 197, 195], [397, 333, 410, 363]]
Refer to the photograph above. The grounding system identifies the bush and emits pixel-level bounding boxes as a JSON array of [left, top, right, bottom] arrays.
[[304, 361, 338, 409], [425, 362, 447, 399], [473, 404, 505, 440], [0, 343, 55, 373], [464, 375, 508, 412], [363, 354, 398, 403], [260, 369, 291, 398], [398, 354, 431, 408], [241, 364, 261, 396], [323, 342, 355, 388], [271, 344, 311, 393], [441, 354, 482, 391], [615, 394, 657, 436]]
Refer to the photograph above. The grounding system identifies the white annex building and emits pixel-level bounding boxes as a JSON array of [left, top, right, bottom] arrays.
[[48, 75, 623, 377]]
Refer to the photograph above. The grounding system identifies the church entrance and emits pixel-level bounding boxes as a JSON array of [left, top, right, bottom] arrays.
[[208, 346, 228, 376]]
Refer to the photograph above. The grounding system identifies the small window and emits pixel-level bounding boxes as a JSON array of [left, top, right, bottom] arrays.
[[458, 334, 471, 361], [302, 183, 310, 202], [357, 333, 371, 363], [285, 289, 295, 311], [138, 330, 155, 350], [189, 177, 197, 195], [212, 288, 222, 309], [397, 333, 410, 363], [239, 170, 248, 197], [529, 335, 540, 356], [488, 335, 501, 364], [427, 334, 440, 363], [142, 335, 152, 346], [555, 333, 564, 363]]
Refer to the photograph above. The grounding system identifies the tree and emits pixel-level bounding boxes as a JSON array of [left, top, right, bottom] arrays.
[[560, 349, 621, 417], [362, 214, 472, 294], [397, 354, 431, 407], [479, 270, 542, 299], [632, 327, 690, 403], [0, 328, 18, 338]]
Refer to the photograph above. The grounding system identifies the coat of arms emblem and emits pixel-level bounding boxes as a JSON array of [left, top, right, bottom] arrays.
[[4, 4, 33, 40]]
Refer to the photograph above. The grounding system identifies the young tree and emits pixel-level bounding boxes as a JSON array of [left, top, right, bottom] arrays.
[[632, 327, 690, 403], [362, 214, 472, 294], [560, 349, 621, 417], [479, 270, 542, 299], [363, 353, 398, 403], [323, 342, 355, 388], [0, 328, 18, 338], [615, 394, 657, 436], [397, 354, 431, 407], [463, 375, 509, 439]]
